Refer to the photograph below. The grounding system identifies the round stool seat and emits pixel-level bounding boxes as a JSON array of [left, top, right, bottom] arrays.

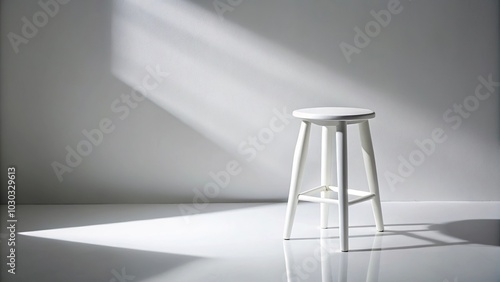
[[293, 107, 375, 122]]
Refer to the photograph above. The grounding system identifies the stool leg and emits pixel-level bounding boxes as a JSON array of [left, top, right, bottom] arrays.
[[321, 126, 334, 229], [359, 121, 384, 232], [284, 121, 311, 239], [336, 121, 349, 251]]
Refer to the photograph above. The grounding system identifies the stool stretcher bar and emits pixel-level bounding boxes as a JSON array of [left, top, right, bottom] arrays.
[[298, 185, 373, 198], [298, 190, 375, 206]]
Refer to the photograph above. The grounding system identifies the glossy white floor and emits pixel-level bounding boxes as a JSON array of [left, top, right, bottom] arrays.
[[1, 202, 499, 282]]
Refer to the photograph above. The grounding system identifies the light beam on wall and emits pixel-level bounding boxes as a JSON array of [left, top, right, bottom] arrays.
[[109, 0, 387, 163]]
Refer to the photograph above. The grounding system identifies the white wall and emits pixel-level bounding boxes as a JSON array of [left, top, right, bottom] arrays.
[[1, 0, 499, 204]]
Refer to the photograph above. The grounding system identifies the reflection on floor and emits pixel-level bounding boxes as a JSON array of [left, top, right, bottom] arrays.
[[1, 202, 499, 281]]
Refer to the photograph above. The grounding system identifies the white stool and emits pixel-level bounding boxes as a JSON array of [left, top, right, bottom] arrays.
[[283, 107, 384, 251]]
